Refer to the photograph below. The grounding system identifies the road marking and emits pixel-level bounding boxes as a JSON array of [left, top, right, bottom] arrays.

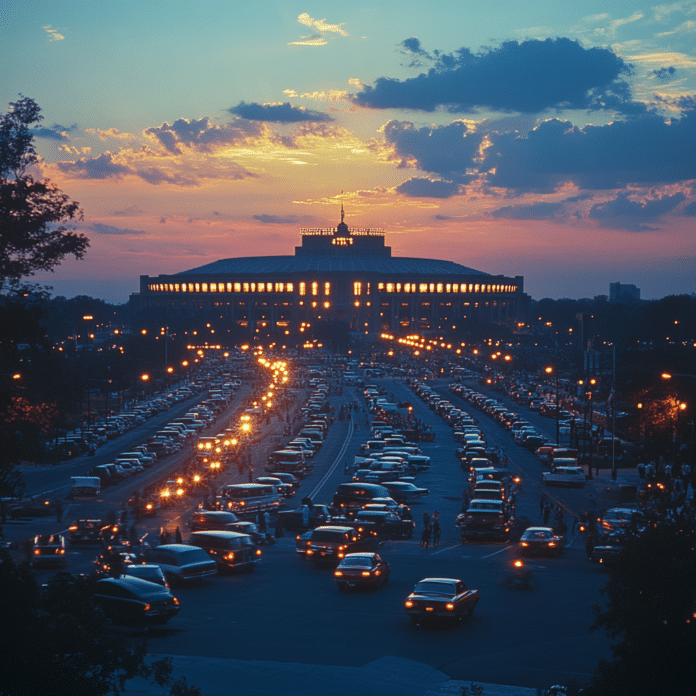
[[430, 544, 459, 555], [482, 546, 510, 558]]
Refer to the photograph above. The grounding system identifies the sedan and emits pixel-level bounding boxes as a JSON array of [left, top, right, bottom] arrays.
[[519, 527, 565, 556], [94, 576, 180, 626], [405, 577, 479, 625], [31, 534, 67, 568], [334, 553, 391, 590], [382, 481, 429, 503]]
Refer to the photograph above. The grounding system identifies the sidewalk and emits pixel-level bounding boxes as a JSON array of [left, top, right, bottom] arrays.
[[125, 655, 537, 696]]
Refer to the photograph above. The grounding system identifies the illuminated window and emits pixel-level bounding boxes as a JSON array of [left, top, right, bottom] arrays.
[[386, 283, 394, 292], [275, 283, 283, 292], [258, 283, 264, 292], [353, 282, 362, 296], [299, 282, 306, 296], [429, 284, 435, 293], [174, 284, 180, 292], [437, 283, 443, 293], [195, 283, 200, 292], [396, 283, 401, 292], [475, 284, 480, 292], [311, 282, 318, 296], [234, 283, 241, 292], [324, 282, 330, 296], [404, 283, 411, 293], [419, 284, 427, 292], [446, 284, 451, 293], [243, 283, 249, 292], [323, 301, 330, 309], [251, 283, 256, 292], [211, 283, 218, 292], [378, 283, 385, 291], [453, 284, 459, 292], [287, 283, 293, 292]]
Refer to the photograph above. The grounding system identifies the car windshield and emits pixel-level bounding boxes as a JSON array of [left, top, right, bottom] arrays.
[[311, 531, 347, 542], [414, 581, 454, 596]]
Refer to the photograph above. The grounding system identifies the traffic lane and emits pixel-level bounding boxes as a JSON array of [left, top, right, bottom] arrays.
[[137, 536, 609, 689]]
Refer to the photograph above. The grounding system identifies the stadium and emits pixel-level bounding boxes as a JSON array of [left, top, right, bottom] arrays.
[[132, 209, 524, 341]]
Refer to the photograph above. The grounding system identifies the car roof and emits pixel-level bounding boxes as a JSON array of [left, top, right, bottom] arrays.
[[189, 531, 250, 538], [96, 576, 169, 593]]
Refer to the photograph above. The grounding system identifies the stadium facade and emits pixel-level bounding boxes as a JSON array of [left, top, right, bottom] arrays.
[[132, 210, 524, 338]]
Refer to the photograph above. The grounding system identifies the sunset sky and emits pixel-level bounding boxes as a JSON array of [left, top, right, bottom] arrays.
[[2, 1, 695, 303]]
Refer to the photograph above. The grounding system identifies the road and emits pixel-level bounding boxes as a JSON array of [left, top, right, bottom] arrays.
[[12, 376, 618, 691]]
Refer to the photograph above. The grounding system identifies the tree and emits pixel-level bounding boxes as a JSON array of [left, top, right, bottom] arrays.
[[585, 521, 696, 696], [0, 551, 201, 695], [0, 96, 88, 292]]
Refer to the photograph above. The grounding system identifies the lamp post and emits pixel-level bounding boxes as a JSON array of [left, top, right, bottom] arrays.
[[545, 366, 560, 447]]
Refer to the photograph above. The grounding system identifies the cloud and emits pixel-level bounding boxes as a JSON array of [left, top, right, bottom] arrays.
[[491, 201, 567, 220], [58, 152, 132, 179], [85, 127, 136, 141], [92, 223, 146, 236], [288, 35, 327, 47], [228, 101, 333, 123], [653, 66, 677, 80], [588, 191, 686, 230], [144, 117, 262, 154], [253, 214, 301, 225], [43, 25, 64, 41], [354, 38, 639, 115], [681, 200, 696, 216], [113, 205, 145, 216], [484, 110, 696, 192], [383, 120, 483, 182], [396, 178, 461, 199], [31, 127, 70, 141], [289, 12, 348, 46]]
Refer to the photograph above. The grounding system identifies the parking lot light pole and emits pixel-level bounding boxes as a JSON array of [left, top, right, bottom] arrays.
[[545, 366, 560, 447]]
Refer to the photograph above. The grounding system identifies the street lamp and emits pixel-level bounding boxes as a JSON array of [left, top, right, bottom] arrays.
[[545, 366, 560, 447]]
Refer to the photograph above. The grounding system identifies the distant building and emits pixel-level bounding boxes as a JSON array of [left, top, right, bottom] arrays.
[[609, 282, 640, 303], [131, 208, 525, 339]]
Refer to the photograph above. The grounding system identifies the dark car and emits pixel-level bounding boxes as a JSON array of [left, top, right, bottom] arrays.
[[304, 525, 379, 563], [189, 510, 240, 531], [94, 576, 180, 626], [519, 527, 565, 556], [600, 508, 645, 535], [334, 553, 391, 590], [189, 531, 262, 572], [353, 510, 415, 539], [382, 481, 429, 504], [147, 544, 218, 584], [31, 534, 67, 567], [405, 577, 479, 625], [68, 519, 104, 544], [295, 530, 313, 557], [7, 496, 61, 519], [123, 563, 169, 587]]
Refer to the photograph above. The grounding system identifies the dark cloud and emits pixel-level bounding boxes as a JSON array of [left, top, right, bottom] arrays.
[[396, 177, 460, 198], [113, 205, 145, 216], [145, 117, 262, 154], [682, 201, 696, 216], [135, 167, 197, 186], [92, 223, 146, 236], [31, 127, 69, 141], [491, 201, 566, 220], [253, 214, 300, 224], [384, 120, 482, 181], [653, 66, 677, 80], [58, 152, 132, 179], [588, 192, 686, 231], [484, 110, 696, 192], [355, 38, 638, 115], [228, 102, 333, 123]]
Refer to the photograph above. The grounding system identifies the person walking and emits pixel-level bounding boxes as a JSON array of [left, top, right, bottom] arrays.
[[432, 515, 441, 547], [543, 502, 551, 526], [420, 524, 431, 549], [274, 514, 284, 539], [174, 526, 183, 544]]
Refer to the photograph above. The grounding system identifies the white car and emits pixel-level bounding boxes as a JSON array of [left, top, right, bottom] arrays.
[[542, 466, 587, 488]]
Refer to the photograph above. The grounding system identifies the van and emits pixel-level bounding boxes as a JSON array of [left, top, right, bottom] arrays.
[[71, 476, 101, 497], [221, 483, 282, 514]]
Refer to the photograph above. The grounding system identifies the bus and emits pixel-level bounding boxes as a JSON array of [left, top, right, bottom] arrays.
[[220, 483, 281, 515]]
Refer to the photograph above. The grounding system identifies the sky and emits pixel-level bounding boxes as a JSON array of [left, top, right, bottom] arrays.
[[1, 0, 695, 303]]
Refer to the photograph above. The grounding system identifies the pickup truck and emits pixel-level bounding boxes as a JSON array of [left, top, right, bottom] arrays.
[[457, 499, 513, 541], [405, 577, 479, 624], [278, 504, 333, 530]]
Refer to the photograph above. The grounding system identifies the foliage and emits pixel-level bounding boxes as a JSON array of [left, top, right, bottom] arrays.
[[0, 96, 88, 292], [0, 552, 200, 695], [585, 521, 696, 696]]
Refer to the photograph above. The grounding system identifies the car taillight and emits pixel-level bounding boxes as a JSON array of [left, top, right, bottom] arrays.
[[226, 552, 235, 560], [173, 597, 180, 606], [34, 549, 40, 555], [361, 571, 370, 577], [143, 604, 151, 612], [520, 542, 528, 547], [446, 603, 455, 610], [255, 549, 262, 556], [405, 600, 413, 608], [58, 548, 65, 554], [548, 542, 556, 547], [334, 571, 343, 577], [69, 526, 78, 532]]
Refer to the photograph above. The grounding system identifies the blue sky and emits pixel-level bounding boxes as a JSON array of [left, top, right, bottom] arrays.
[[2, 1, 695, 302]]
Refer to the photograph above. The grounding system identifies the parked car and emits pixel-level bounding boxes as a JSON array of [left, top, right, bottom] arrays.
[[68, 519, 104, 544], [189, 510, 240, 531], [542, 466, 587, 488], [189, 531, 262, 572], [94, 576, 180, 626], [304, 525, 379, 563], [334, 553, 391, 590]]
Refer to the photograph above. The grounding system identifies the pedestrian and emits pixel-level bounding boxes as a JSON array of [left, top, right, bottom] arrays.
[[432, 516, 441, 547], [263, 511, 271, 533], [543, 502, 551, 526], [159, 527, 170, 545], [344, 460, 350, 474], [420, 525, 431, 548], [302, 504, 310, 528], [274, 514, 284, 538], [423, 512, 430, 530], [56, 501, 63, 523], [175, 526, 183, 544], [539, 493, 547, 516], [22, 537, 33, 564]]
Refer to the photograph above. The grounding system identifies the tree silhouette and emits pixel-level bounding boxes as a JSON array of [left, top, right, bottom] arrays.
[[0, 96, 88, 292]]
